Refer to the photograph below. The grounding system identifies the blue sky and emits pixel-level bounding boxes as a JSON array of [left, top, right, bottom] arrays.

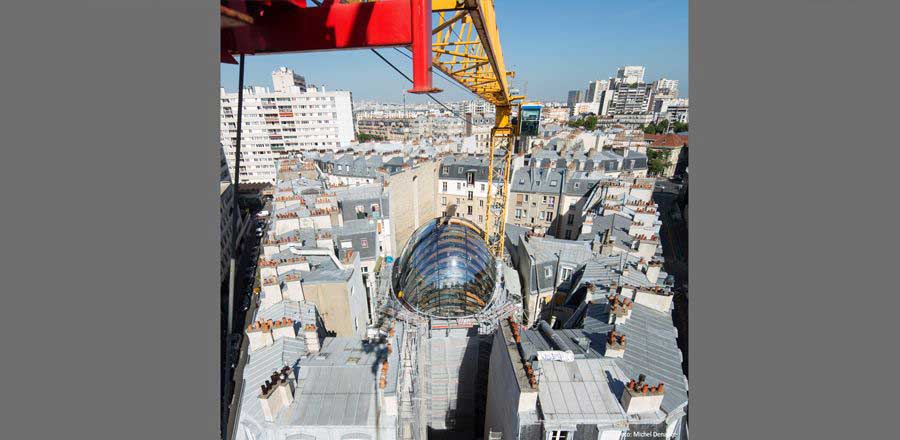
[[221, 0, 687, 103]]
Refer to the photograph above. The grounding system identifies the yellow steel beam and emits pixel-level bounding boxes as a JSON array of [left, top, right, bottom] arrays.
[[430, 0, 520, 258]]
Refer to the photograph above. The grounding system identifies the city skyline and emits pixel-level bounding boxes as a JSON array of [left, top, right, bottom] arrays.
[[220, 0, 688, 103]]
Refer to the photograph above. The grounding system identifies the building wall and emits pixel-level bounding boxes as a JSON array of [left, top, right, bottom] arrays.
[[438, 178, 500, 230], [556, 192, 587, 240], [508, 191, 561, 235], [221, 182, 236, 283], [386, 163, 439, 255], [484, 329, 528, 440]]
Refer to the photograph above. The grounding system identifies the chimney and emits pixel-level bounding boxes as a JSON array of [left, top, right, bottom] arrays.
[[645, 260, 662, 284], [247, 320, 275, 351], [271, 318, 296, 341], [303, 324, 321, 353], [620, 374, 665, 415], [604, 331, 626, 358], [605, 294, 633, 324], [258, 368, 296, 422]]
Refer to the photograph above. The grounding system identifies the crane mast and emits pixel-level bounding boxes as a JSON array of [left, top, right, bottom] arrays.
[[432, 0, 523, 258]]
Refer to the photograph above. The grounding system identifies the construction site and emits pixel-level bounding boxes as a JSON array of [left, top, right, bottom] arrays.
[[221, 2, 688, 440]]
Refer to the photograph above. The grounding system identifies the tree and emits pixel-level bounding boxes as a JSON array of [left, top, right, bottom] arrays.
[[672, 121, 689, 133], [647, 149, 672, 176], [649, 158, 668, 176], [583, 115, 598, 131], [643, 122, 659, 134], [657, 119, 670, 133], [357, 133, 385, 142]]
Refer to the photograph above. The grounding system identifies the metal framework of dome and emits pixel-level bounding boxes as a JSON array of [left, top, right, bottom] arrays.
[[393, 217, 496, 318]]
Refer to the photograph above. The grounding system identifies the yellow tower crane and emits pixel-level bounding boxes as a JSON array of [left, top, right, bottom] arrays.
[[432, 0, 524, 258]]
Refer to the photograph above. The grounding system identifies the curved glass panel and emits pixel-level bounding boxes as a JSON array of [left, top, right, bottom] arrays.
[[394, 217, 496, 317]]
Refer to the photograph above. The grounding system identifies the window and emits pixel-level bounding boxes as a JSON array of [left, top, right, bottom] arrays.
[[550, 180, 558, 187], [560, 267, 573, 282], [544, 266, 553, 278], [548, 196, 555, 206], [565, 230, 572, 239], [341, 241, 353, 249], [515, 209, 522, 219], [467, 206, 473, 215], [549, 431, 570, 440], [468, 191, 474, 201], [567, 214, 574, 225], [442, 182, 448, 191], [457, 182, 462, 191], [360, 239, 369, 248], [467, 171, 476, 185], [546, 212, 554, 222], [443, 166, 449, 174], [480, 183, 486, 192], [479, 200, 484, 207], [442, 197, 447, 205]]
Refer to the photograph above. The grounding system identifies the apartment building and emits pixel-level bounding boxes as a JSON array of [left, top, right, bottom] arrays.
[[468, 114, 495, 153], [614, 65, 646, 85], [356, 117, 422, 141], [451, 99, 496, 116], [508, 166, 565, 234], [220, 68, 355, 183], [607, 82, 654, 115], [437, 155, 503, 231], [271, 66, 307, 92], [567, 89, 584, 111], [586, 79, 611, 102]]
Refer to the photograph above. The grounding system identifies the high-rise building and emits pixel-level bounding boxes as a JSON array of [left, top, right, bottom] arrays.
[[652, 78, 679, 95], [220, 68, 355, 183], [615, 65, 646, 85], [271, 66, 307, 92], [608, 82, 654, 114], [567, 89, 584, 109], [585, 79, 610, 102]]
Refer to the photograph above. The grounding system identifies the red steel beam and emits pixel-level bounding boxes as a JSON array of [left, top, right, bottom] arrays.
[[223, 0, 413, 55], [407, 0, 440, 93]]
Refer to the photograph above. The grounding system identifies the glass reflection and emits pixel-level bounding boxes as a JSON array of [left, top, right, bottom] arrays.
[[394, 217, 496, 317]]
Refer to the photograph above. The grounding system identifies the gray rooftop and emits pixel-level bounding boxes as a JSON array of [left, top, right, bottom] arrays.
[[536, 358, 628, 430], [581, 301, 688, 416], [511, 167, 565, 194]]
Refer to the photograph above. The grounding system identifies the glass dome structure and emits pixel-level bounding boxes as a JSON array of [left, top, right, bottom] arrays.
[[393, 217, 496, 318]]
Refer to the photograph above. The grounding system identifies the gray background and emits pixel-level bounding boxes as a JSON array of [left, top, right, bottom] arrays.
[[0, 0, 898, 438]]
